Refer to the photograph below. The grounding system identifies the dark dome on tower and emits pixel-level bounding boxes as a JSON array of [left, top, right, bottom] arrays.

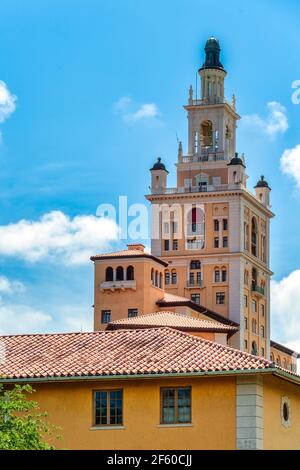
[[254, 175, 270, 189], [228, 153, 246, 168], [150, 157, 168, 172], [199, 36, 225, 72]]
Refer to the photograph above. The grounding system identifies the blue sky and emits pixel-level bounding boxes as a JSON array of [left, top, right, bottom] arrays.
[[0, 0, 300, 347]]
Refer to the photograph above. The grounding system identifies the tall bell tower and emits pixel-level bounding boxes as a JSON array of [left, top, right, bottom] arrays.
[[146, 37, 274, 357]]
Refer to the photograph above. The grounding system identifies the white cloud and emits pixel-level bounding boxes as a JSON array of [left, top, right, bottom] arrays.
[[0, 81, 17, 124], [0, 210, 119, 265], [280, 144, 300, 188], [0, 302, 52, 335], [124, 103, 160, 124], [242, 101, 288, 138], [114, 96, 160, 124], [0, 276, 25, 295], [271, 270, 300, 354], [114, 96, 131, 111]]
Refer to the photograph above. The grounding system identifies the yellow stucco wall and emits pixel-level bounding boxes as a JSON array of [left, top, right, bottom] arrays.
[[264, 376, 300, 450], [31, 376, 236, 450]]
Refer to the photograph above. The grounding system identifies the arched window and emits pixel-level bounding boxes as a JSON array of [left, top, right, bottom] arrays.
[[190, 260, 201, 270], [165, 271, 170, 285], [105, 267, 113, 282], [200, 120, 213, 148], [276, 356, 281, 366], [116, 266, 124, 281], [252, 268, 257, 291], [252, 318, 257, 334], [171, 270, 177, 285], [270, 353, 274, 362], [126, 265, 134, 281], [251, 341, 258, 356], [151, 268, 154, 285], [159, 272, 162, 289], [155, 271, 158, 287], [251, 217, 258, 257], [214, 269, 220, 283]]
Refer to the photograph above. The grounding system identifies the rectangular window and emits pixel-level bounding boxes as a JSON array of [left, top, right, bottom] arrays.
[[189, 272, 194, 285], [223, 219, 228, 231], [244, 316, 248, 330], [214, 220, 219, 231], [214, 270, 220, 283], [261, 304, 265, 317], [261, 325, 265, 338], [163, 222, 169, 235], [128, 309, 138, 318], [244, 294, 248, 307], [161, 387, 191, 425], [223, 237, 228, 248], [221, 269, 227, 282], [172, 221, 178, 234], [251, 300, 257, 313], [172, 239, 178, 251], [94, 390, 123, 426], [164, 240, 169, 251], [165, 272, 170, 285], [101, 310, 111, 324], [196, 271, 202, 285], [214, 237, 219, 248], [191, 293, 200, 305], [216, 292, 225, 305]]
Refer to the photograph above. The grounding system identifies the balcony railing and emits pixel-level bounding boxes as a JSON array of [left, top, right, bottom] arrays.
[[186, 241, 205, 250], [251, 284, 265, 296], [151, 183, 242, 196], [100, 280, 137, 291], [179, 152, 227, 164], [186, 280, 203, 288]]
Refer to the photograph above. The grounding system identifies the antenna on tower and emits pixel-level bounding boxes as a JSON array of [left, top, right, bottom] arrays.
[[195, 72, 198, 100]]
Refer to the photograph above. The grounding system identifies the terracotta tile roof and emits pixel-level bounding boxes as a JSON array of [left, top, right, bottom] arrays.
[[0, 328, 277, 381], [90, 248, 168, 267], [158, 293, 239, 327], [107, 311, 237, 333]]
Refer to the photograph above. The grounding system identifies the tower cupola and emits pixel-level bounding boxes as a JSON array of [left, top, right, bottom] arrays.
[[200, 37, 225, 71], [254, 176, 271, 207], [150, 157, 168, 193]]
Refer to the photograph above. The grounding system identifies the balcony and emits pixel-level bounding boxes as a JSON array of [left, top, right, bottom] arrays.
[[251, 284, 265, 296], [186, 240, 205, 250], [100, 280, 136, 292], [186, 280, 203, 288], [179, 152, 227, 164], [151, 182, 242, 196]]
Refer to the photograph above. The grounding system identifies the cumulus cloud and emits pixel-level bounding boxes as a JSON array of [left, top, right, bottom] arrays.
[[242, 101, 288, 138], [0, 81, 16, 124], [271, 270, 300, 354], [0, 210, 119, 265], [280, 144, 300, 188], [0, 302, 52, 335], [0, 276, 25, 295], [114, 96, 160, 124]]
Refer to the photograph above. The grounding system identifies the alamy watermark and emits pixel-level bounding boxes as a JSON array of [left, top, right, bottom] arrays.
[[96, 197, 205, 242], [291, 80, 300, 104]]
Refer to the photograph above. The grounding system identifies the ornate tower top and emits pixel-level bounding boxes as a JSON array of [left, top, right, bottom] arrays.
[[199, 36, 225, 72]]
